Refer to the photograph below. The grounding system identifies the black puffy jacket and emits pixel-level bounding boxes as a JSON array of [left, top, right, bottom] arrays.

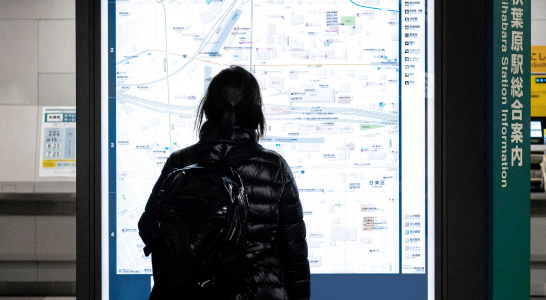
[[139, 126, 311, 300]]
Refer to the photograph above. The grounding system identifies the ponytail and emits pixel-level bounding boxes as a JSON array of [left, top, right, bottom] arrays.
[[217, 104, 236, 140]]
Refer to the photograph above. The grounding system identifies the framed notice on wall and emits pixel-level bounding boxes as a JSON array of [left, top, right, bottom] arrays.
[[39, 107, 77, 177]]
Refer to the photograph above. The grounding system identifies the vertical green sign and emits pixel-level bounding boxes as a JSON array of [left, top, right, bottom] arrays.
[[488, 0, 530, 298]]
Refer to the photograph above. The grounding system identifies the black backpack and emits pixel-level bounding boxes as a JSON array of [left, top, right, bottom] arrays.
[[144, 160, 249, 299]]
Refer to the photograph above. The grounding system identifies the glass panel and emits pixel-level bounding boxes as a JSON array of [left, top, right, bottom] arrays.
[[102, 0, 434, 297]]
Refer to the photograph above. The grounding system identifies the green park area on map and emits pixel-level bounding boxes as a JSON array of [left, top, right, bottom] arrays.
[[360, 124, 385, 131], [341, 16, 356, 26]]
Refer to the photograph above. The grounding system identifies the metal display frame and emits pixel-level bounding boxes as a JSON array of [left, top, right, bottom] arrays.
[[435, 0, 489, 298], [76, 0, 489, 298], [76, 0, 102, 299]]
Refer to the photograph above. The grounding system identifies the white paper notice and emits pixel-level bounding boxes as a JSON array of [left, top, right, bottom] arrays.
[[39, 107, 76, 177]]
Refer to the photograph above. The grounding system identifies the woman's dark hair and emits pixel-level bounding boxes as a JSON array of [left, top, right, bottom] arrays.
[[195, 66, 265, 140]]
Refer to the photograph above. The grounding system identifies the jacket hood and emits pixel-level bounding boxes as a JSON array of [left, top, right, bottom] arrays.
[[197, 126, 263, 168]]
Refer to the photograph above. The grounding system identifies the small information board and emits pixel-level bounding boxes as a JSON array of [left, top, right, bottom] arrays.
[[532, 46, 546, 73], [39, 107, 76, 177]]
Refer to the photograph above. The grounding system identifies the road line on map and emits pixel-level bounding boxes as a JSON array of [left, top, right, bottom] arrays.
[[151, 50, 374, 67], [150, 50, 224, 66], [160, 1, 173, 148]]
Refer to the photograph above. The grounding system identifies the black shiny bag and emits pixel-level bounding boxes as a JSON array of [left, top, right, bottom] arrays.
[[146, 161, 248, 299]]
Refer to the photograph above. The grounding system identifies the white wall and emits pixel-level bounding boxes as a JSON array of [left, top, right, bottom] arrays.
[[0, 0, 76, 193], [0, 0, 76, 287], [532, 0, 546, 46]]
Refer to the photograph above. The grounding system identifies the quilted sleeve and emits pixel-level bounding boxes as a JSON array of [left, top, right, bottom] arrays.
[[138, 156, 174, 251], [276, 160, 311, 300]]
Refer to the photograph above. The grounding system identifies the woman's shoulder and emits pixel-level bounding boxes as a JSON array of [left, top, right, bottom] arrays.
[[250, 148, 291, 171], [167, 144, 200, 168], [166, 142, 291, 173]]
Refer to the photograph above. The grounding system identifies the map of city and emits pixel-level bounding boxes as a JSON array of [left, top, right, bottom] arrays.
[[114, 0, 401, 275]]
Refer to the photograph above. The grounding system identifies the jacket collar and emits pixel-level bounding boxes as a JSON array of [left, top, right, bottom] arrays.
[[199, 125, 258, 143], [197, 125, 262, 167]]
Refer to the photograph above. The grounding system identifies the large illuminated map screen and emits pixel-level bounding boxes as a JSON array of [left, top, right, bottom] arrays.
[[102, 0, 433, 298]]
